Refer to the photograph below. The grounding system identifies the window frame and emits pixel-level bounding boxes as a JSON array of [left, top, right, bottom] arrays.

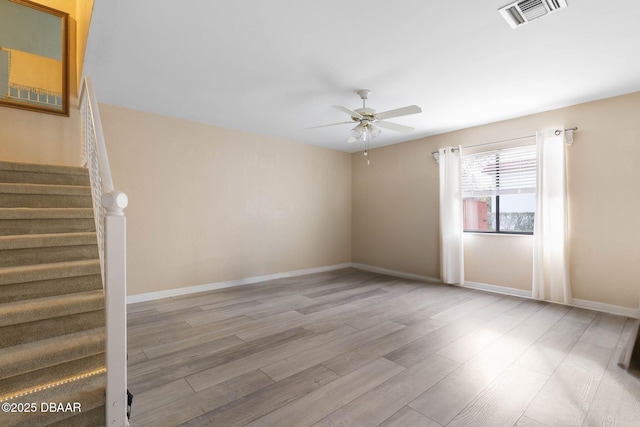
[[462, 145, 536, 236], [464, 195, 535, 235]]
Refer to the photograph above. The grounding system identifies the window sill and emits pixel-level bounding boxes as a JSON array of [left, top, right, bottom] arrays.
[[463, 232, 533, 237]]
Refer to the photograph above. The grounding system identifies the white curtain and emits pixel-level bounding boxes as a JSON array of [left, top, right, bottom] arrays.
[[532, 129, 571, 304], [439, 146, 464, 285]]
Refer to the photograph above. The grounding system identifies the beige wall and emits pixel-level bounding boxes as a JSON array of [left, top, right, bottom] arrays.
[[352, 140, 440, 277], [98, 104, 352, 296], [352, 92, 640, 309], [0, 104, 81, 166], [463, 234, 534, 292]]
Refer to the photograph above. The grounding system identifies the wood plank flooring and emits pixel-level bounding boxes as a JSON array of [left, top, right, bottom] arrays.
[[127, 268, 640, 426]]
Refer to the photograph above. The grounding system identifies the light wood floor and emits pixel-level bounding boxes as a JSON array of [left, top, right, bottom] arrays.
[[127, 269, 640, 426]]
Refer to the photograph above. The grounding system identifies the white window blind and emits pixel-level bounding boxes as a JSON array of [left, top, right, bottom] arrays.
[[462, 144, 537, 197]]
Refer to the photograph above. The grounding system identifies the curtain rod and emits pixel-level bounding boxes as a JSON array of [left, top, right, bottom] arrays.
[[430, 127, 578, 155]]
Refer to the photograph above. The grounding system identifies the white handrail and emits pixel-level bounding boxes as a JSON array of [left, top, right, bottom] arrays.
[[80, 76, 128, 427]]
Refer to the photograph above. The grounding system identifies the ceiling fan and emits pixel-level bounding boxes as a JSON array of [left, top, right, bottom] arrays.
[[308, 89, 422, 143]]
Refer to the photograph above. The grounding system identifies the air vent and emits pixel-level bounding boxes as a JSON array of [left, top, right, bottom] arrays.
[[499, 0, 568, 28]]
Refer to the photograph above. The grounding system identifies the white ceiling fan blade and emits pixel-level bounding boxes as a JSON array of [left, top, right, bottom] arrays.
[[347, 135, 359, 143], [376, 120, 415, 133], [375, 105, 422, 120], [333, 105, 364, 120], [305, 121, 354, 130]]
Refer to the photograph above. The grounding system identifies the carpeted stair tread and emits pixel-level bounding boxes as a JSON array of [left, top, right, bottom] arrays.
[[46, 404, 105, 427], [0, 259, 100, 286], [0, 208, 94, 220], [0, 290, 105, 328], [0, 310, 105, 348], [0, 353, 105, 404], [0, 233, 97, 250], [1, 371, 105, 427], [0, 275, 102, 304], [0, 327, 105, 381], [0, 219, 95, 236], [0, 183, 90, 196], [0, 184, 92, 208], [0, 171, 90, 187], [0, 161, 89, 177], [0, 161, 90, 186], [0, 233, 99, 268]]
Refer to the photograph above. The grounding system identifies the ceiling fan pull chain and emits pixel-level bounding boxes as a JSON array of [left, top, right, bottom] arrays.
[[364, 139, 371, 166]]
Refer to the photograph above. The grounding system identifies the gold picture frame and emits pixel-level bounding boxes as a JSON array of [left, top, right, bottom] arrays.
[[0, 0, 69, 116]]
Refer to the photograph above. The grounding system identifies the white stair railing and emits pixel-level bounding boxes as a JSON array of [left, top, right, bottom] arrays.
[[80, 76, 128, 427]]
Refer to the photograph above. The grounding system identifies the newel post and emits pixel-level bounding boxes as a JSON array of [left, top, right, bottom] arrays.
[[102, 190, 128, 426]]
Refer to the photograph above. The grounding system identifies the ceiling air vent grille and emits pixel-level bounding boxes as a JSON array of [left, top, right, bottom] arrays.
[[499, 0, 568, 29]]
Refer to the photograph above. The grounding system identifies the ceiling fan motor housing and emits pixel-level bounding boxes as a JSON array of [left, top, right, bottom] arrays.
[[354, 108, 376, 121]]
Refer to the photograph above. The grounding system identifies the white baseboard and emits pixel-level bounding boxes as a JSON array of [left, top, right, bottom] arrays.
[[572, 298, 640, 319], [127, 262, 640, 319], [354, 265, 640, 319], [463, 281, 640, 319], [351, 263, 441, 284], [126, 262, 352, 304], [461, 280, 532, 299]]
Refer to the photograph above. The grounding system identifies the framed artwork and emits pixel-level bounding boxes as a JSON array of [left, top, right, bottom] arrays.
[[0, 0, 69, 116]]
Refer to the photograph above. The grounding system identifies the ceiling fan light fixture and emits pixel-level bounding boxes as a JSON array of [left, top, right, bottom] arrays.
[[368, 124, 381, 139], [350, 124, 364, 142], [349, 122, 381, 143]]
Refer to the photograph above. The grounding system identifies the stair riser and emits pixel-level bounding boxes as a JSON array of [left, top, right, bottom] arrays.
[[0, 219, 96, 236], [0, 232, 97, 251], [0, 261, 101, 287], [0, 353, 104, 401], [0, 170, 90, 186], [0, 329, 105, 381], [47, 404, 106, 427], [0, 291, 105, 328], [2, 373, 105, 427], [0, 310, 105, 348], [0, 193, 92, 208], [0, 274, 102, 304], [0, 245, 99, 268]]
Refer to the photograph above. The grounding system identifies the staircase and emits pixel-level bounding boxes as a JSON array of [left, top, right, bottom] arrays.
[[0, 160, 106, 427]]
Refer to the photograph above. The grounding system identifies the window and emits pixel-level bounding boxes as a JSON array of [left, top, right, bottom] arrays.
[[461, 145, 536, 234]]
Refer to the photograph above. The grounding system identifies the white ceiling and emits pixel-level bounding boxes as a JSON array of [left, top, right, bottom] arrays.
[[83, 0, 640, 153]]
